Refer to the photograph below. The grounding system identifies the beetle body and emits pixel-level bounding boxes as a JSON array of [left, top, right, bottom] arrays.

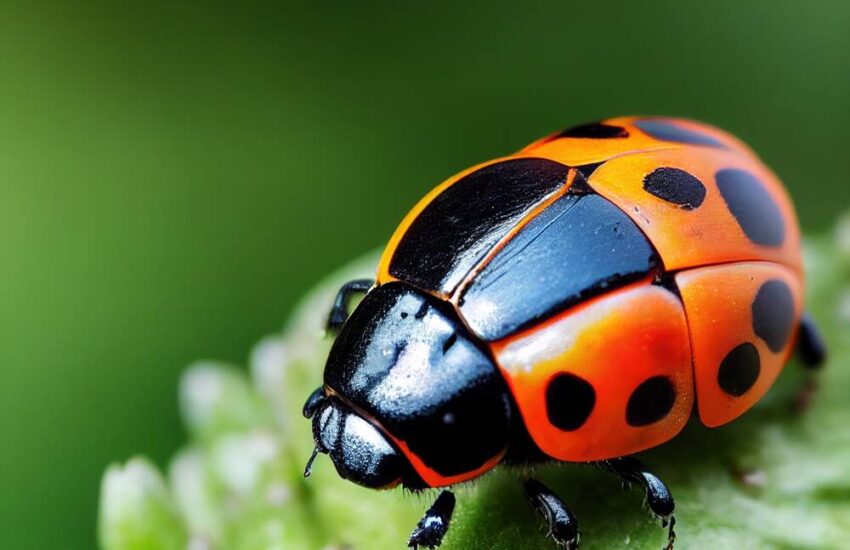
[[305, 117, 822, 548]]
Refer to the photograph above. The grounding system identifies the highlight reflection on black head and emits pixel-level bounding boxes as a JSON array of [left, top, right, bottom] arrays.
[[324, 283, 512, 480], [308, 396, 404, 488]]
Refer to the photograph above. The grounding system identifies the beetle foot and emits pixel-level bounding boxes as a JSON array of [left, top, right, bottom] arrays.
[[407, 490, 455, 549], [601, 457, 675, 549], [661, 515, 676, 550], [523, 478, 580, 549]]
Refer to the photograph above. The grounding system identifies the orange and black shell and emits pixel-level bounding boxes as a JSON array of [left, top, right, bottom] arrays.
[[374, 117, 802, 483]]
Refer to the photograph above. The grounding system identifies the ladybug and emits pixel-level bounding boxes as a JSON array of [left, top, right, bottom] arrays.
[[302, 117, 827, 549]]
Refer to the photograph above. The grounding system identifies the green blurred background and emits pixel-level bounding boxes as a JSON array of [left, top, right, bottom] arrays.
[[1, 1, 848, 548]]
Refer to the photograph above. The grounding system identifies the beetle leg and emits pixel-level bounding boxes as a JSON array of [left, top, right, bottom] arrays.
[[326, 279, 374, 333], [302, 387, 326, 419], [601, 457, 675, 550], [407, 490, 455, 549], [796, 313, 827, 369], [522, 478, 580, 549], [792, 313, 828, 412]]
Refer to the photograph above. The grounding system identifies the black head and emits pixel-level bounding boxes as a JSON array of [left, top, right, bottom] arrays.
[[303, 393, 405, 488], [304, 282, 513, 488]]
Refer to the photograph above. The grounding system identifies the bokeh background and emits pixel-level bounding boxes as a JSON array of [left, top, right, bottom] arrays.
[[1, 2, 849, 548]]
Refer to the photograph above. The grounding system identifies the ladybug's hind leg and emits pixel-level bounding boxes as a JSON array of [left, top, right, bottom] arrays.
[[522, 478, 580, 549], [407, 490, 455, 549], [796, 313, 827, 369], [600, 457, 675, 550], [793, 313, 828, 412], [326, 279, 374, 333]]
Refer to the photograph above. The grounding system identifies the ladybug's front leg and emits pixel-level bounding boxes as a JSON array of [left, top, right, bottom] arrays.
[[326, 279, 374, 333], [407, 490, 456, 549], [601, 457, 675, 550], [522, 478, 580, 549]]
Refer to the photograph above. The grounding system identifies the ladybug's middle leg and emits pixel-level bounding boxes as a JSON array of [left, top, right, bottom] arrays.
[[522, 478, 580, 549], [407, 490, 455, 549], [600, 457, 675, 550]]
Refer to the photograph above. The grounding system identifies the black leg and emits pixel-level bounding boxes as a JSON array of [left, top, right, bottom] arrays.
[[408, 490, 455, 549], [302, 387, 325, 419], [601, 457, 675, 550], [523, 478, 580, 550], [793, 314, 827, 412], [796, 313, 827, 369], [326, 279, 374, 333]]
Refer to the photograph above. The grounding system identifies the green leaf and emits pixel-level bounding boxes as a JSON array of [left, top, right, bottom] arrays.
[[99, 227, 850, 550], [99, 458, 187, 550], [179, 362, 272, 443]]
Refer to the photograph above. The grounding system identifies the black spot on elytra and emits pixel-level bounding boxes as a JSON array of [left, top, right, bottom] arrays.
[[559, 123, 629, 139], [752, 279, 795, 353], [642, 167, 707, 210], [626, 376, 676, 427], [635, 119, 726, 148], [716, 169, 786, 247], [717, 343, 761, 396], [546, 373, 596, 431]]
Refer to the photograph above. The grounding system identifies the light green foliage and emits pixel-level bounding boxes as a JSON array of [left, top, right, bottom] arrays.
[[98, 459, 187, 550], [100, 225, 850, 550]]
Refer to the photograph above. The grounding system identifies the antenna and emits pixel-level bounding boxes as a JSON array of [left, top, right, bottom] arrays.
[[304, 445, 320, 478]]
